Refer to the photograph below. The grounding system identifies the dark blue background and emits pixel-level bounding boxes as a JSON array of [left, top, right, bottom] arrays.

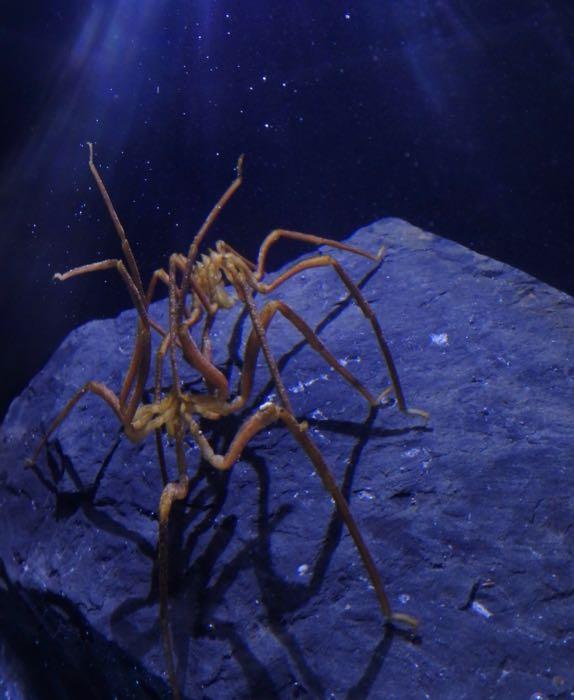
[[1, 1, 573, 419]]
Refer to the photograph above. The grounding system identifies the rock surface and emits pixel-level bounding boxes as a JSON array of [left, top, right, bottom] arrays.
[[1, 219, 573, 699]]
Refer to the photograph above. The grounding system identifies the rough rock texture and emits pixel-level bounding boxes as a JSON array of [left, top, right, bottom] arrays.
[[1, 219, 573, 699]]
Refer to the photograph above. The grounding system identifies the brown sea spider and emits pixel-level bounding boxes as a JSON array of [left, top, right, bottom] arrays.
[[29, 144, 428, 699]]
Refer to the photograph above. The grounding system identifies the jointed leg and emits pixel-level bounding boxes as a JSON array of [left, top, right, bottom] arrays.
[[178, 155, 245, 304], [228, 299, 382, 413], [155, 251, 203, 700], [31, 144, 156, 463], [57, 258, 165, 340], [158, 422, 190, 700], [27, 381, 123, 465], [144, 264, 215, 346], [176, 308, 230, 401], [215, 240, 256, 270], [253, 228, 384, 282], [145, 267, 171, 307], [240, 281, 293, 412], [87, 142, 146, 298], [252, 254, 428, 421], [174, 283, 417, 628], [53, 257, 152, 420], [54, 258, 147, 321], [178, 400, 417, 630], [30, 264, 152, 462], [278, 406, 418, 630]]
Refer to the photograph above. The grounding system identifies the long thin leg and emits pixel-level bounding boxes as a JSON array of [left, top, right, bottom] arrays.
[[146, 254, 207, 309], [176, 312, 230, 400], [215, 240, 256, 270], [158, 421, 190, 700], [158, 474, 187, 700], [240, 281, 293, 412], [30, 261, 152, 462], [89, 142, 155, 414], [57, 258, 165, 340], [152, 331, 174, 487], [179, 399, 416, 630], [230, 299, 381, 413], [54, 259, 148, 322], [146, 254, 230, 400], [253, 228, 384, 282], [278, 406, 418, 630], [145, 267, 171, 307], [42, 145, 155, 435], [252, 255, 428, 421], [187, 282, 417, 628], [27, 381, 123, 465], [178, 155, 245, 307], [87, 142, 145, 299], [144, 265, 212, 343], [156, 252, 200, 700], [54, 258, 152, 415]]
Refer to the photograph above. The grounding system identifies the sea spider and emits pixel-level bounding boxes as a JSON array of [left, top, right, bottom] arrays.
[[29, 144, 428, 698]]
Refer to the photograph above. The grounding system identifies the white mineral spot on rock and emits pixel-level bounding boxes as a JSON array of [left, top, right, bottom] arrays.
[[339, 354, 361, 366], [430, 332, 449, 347], [471, 600, 493, 618], [297, 564, 309, 576], [289, 375, 329, 394], [310, 427, 329, 443], [290, 380, 306, 394], [404, 447, 421, 458]]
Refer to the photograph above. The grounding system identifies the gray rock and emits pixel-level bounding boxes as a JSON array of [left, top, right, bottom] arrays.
[[1, 219, 573, 699]]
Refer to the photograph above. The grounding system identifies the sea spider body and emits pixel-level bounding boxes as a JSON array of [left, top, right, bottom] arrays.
[[29, 144, 427, 699], [191, 245, 246, 311]]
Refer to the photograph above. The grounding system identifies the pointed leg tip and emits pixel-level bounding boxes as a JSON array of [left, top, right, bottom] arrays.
[[407, 407, 430, 424], [387, 611, 419, 634]]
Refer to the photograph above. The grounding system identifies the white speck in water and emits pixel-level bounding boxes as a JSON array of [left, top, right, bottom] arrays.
[[430, 332, 449, 347], [297, 564, 309, 576]]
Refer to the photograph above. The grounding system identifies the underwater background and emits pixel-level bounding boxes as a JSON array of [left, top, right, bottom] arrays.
[[1, 1, 573, 420]]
